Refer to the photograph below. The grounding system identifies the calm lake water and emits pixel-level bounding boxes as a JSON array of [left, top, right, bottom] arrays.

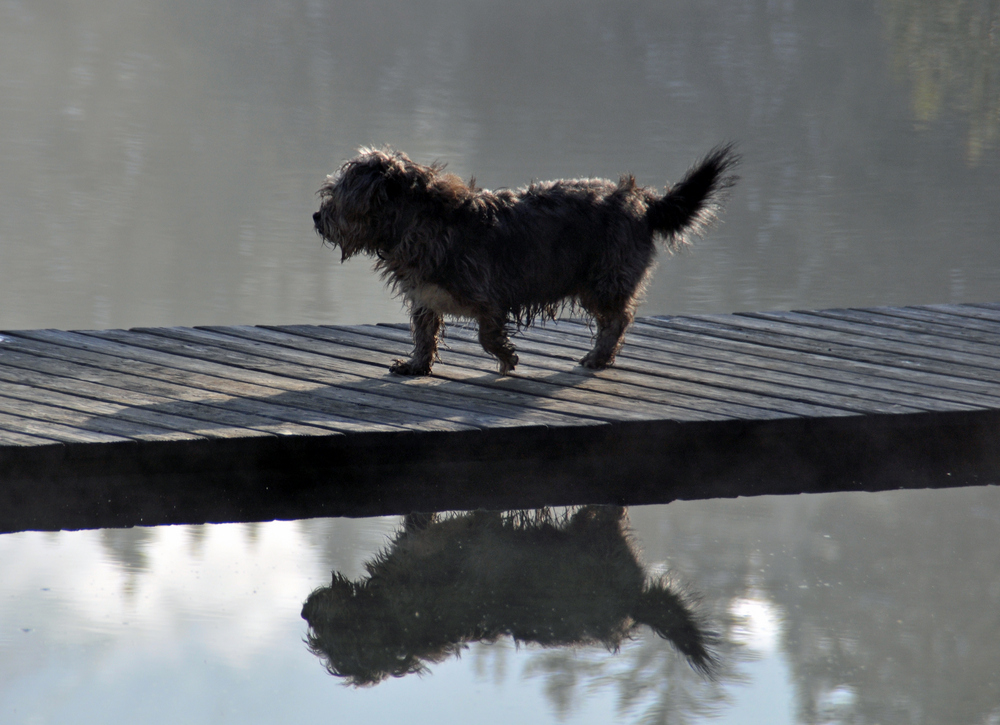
[[2, 1, 999, 723], [0, 0, 998, 330], [4, 488, 1000, 724]]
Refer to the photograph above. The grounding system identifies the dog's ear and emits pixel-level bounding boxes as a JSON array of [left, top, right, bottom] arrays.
[[337, 152, 396, 212]]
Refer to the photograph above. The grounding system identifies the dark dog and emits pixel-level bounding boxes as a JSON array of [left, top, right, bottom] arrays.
[[313, 146, 737, 374], [301, 507, 717, 686]]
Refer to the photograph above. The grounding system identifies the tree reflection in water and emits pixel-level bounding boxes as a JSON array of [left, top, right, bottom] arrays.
[[301, 506, 722, 691]]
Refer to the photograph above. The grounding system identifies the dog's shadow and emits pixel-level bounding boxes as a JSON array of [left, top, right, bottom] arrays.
[[301, 506, 719, 687], [75, 322, 628, 440]]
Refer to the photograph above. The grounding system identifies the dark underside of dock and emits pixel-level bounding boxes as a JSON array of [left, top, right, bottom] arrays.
[[2, 302, 1000, 533]]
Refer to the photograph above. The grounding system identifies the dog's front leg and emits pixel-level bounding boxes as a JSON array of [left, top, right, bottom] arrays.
[[391, 306, 442, 375], [477, 315, 519, 375]]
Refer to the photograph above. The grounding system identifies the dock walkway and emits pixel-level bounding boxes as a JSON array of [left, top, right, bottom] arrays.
[[2, 303, 1000, 532]]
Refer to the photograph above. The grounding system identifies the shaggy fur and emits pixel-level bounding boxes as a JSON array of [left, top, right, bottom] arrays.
[[301, 506, 718, 686], [313, 145, 738, 375]]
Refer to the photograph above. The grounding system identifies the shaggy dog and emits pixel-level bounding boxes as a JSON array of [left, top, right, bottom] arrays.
[[301, 506, 717, 686], [313, 145, 737, 375]]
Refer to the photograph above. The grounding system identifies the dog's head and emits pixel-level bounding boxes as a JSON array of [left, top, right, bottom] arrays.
[[313, 147, 408, 261], [313, 147, 473, 263], [301, 572, 453, 686]]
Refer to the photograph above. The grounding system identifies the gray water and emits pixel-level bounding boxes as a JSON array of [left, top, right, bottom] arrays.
[[1, 0, 998, 331], [3, 1, 1000, 722], [3, 488, 1000, 724]]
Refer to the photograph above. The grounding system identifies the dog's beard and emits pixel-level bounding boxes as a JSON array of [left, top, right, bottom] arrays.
[[314, 205, 384, 262]]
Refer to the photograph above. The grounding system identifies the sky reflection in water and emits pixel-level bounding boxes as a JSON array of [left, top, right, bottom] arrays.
[[3, 486, 999, 724]]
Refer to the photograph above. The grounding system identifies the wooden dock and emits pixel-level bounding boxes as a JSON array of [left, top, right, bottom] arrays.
[[2, 303, 1000, 532]]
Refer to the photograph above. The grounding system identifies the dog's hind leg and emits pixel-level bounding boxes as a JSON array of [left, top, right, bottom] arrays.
[[476, 315, 519, 375], [580, 307, 634, 370], [391, 306, 442, 375]]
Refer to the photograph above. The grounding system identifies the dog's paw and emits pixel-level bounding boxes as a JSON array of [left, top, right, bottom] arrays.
[[579, 351, 612, 370], [498, 353, 519, 376], [390, 359, 432, 376]]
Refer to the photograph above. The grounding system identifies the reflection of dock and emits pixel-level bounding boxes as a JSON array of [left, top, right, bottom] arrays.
[[2, 303, 1000, 532]]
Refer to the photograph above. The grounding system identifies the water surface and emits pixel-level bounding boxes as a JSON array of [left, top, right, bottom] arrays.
[[3, 487, 999, 724], [1, 0, 998, 330]]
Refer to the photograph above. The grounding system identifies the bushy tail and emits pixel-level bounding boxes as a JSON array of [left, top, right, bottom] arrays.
[[647, 143, 739, 248], [633, 580, 721, 679]]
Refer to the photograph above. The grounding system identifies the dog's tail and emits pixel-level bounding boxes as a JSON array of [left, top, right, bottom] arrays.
[[647, 143, 739, 248]]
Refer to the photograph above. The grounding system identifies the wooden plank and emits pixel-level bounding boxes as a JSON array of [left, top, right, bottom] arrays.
[[167, 325, 619, 426], [3, 330, 419, 435], [0, 391, 193, 442], [756, 310, 1000, 348], [518, 319, 980, 414], [106, 326, 606, 428], [202, 325, 646, 424], [914, 303, 1000, 325], [261, 324, 711, 423], [846, 306, 1000, 337], [642, 315, 1000, 397], [1, 332, 349, 437], [790, 308, 1000, 355], [621, 319, 1000, 410], [0, 425, 59, 446], [0, 405, 129, 444], [0, 380, 203, 442], [364, 322, 796, 420], [666, 313, 1000, 383], [743, 310, 1000, 367], [447, 323, 919, 416], [322, 323, 854, 419], [386, 324, 806, 420], [0, 355, 277, 440], [2, 303, 1000, 534], [69, 329, 434, 434], [89, 328, 489, 432], [300, 323, 786, 422]]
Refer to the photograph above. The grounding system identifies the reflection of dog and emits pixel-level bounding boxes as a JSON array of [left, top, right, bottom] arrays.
[[301, 507, 717, 686], [313, 146, 737, 375]]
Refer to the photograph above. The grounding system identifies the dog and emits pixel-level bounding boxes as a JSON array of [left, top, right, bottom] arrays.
[[313, 145, 738, 375], [301, 506, 718, 686]]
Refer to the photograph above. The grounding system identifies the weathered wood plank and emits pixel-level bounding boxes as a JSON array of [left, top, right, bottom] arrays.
[[322, 323, 854, 419], [368, 322, 805, 419], [207, 325, 628, 425], [0, 404, 130, 444], [742, 310, 1000, 368], [665, 313, 1000, 383], [3, 330, 380, 435], [0, 382, 202, 442], [621, 319, 1000, 410], [643, 315, 1000, 397], [786, 308, 1000, 355], [0, 424, 59, 446], [490, 325, 921, 415], [507, 320, 966, 414], [835, 306, 1000, 337], [0, 356, 277, 440], [267, 324, 708, 423], [2, 303, 1000, 534], [87, 328, 492, 432], [109, 326, 608, 428], [308, 323, 786, 421], [914, 303, 1000, 325]]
